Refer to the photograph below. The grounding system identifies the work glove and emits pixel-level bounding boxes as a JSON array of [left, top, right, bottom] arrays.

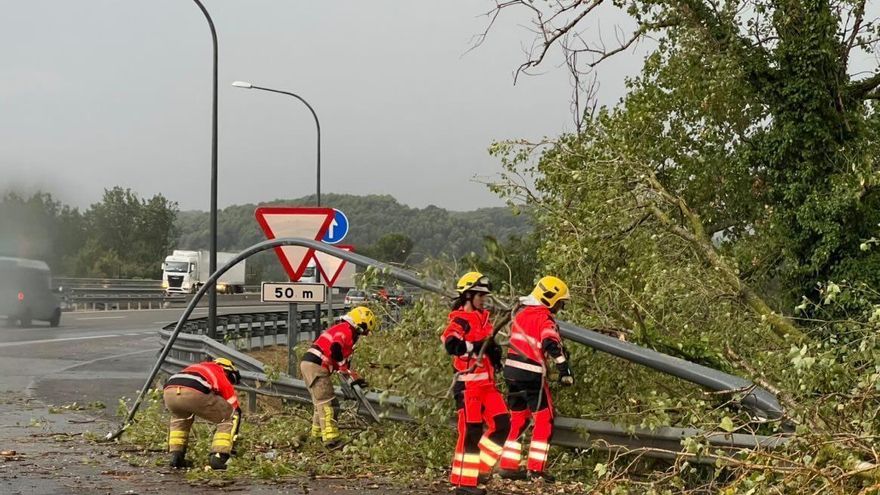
[[558, 364, 574, 386]]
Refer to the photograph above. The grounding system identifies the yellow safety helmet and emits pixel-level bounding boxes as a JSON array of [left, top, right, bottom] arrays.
[[531, 276, 570, 308], [213, 357, 241, 385], [346, 306, 377, 334], [456, 271, 492, 294]]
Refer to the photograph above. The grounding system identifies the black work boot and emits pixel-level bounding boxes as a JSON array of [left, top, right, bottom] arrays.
[[169, 451, 190, 469], [209, 452, 230, 470], [478, 472, 492, 484], [528, 470, 556, 482], [454, 487, 487, 495], [498, 468, 527, 480]]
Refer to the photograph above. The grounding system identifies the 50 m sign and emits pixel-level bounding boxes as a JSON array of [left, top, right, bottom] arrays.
[[261, 282, 326, 304]]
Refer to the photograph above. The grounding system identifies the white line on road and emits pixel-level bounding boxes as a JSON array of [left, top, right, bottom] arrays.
[[0, 334, 124, 348], [75, 316, 127, 321]]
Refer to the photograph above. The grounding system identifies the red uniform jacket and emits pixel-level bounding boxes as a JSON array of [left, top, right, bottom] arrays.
[[166, 361, 240, 409], [305, 321, 357, 372], [504, 305, 566, 382], [441, 309, 495, 386]]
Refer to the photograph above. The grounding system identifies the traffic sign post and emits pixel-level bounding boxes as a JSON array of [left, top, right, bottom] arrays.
[[260, 282, 327, 378], [254, 206, 336, 377], [322, 209, 349, 244], [261, 282, 326, 303], [254, 207, 335, 280], [292, 299, 300, 378], [313, 245, 354, 287]]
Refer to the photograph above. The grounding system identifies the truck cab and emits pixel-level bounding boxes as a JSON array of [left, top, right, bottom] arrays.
[[162, 250, 246, 295], [162, 251, 199, 294]]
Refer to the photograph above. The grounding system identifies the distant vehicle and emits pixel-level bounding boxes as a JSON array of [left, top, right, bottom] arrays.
[[0, 257, 61, 327], [388, 288, 412, 306], [370, 286, 390, 303], [161, 250, 245, 295], [344, 290, 368, 307], [298, 260, 318, 284]]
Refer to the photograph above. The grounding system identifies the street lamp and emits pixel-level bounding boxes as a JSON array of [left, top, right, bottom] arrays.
[[231, 81, 320, 206], [232, 80, 324, 339], [192, 0, 219, 337]]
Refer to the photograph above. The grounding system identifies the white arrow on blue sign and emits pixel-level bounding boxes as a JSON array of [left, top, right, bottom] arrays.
[[322, 208, 349, 244]]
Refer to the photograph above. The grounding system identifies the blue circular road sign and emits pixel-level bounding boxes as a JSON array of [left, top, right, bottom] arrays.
[[323, 208, 349, 244]]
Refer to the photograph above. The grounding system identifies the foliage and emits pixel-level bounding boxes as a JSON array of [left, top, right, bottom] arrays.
[[0, 188, 178, 278], [462, 235, 541, 299], [492, 0, 880, 307], [175, 193, 531, 266], [358, 233, 415, 264]]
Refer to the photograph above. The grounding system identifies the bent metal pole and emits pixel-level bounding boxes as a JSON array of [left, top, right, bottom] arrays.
[[105, 237, 451, 441]]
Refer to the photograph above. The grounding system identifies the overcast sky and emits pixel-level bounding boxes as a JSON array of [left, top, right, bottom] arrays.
[[0, 1, 642, 212]]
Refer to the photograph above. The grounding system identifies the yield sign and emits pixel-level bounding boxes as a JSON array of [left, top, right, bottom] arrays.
[[313, 245, 354, 287], [255, 207, 335, 280]]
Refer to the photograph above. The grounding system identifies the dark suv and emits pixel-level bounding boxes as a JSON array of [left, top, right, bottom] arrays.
[[0, 257, 61, 327]]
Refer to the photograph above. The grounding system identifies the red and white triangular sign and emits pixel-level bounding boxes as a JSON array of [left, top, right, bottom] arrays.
[[314, 245, 354, 287], [255, 207, 335, 280]]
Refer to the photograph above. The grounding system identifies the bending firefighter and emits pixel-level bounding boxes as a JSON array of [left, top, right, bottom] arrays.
[[442, 272, 510, 495], [301, 306, 377, 447], [498, 276, 574, 481], [163, 357, 243, 470]]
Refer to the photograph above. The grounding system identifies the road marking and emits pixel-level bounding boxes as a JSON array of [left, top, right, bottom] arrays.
[[69, 305, 293, 315], [75, 316, 127, 321], [0, 334, 124, 348]]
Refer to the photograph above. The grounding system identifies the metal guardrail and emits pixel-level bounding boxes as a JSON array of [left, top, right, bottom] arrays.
[[558, 322, 783, 420], [157, 312, 790, 462], [55, 277, 324, 311], [54, 277, 164, 289]]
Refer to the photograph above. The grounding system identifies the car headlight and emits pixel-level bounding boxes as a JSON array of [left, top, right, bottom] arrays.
[[161, 281, 169, 289], [217, 283, 227, 291]]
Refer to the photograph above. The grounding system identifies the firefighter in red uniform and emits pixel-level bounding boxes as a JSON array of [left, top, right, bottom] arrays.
[[498, 276, 573, 482], [442, 272, 510, 495], [300, 306, 377, 447], [164, 357, 242, 470]]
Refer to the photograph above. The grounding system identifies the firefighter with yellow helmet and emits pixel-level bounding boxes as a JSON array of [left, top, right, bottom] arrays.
[[163, 357, 243, 470], [498, 276, 573, 482], [300, 306, 378, 447], [442, 272, 510, 495]]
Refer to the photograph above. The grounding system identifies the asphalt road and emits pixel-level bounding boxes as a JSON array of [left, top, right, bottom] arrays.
[[0, 304, 443, 495], [0, 305, 288, 411]]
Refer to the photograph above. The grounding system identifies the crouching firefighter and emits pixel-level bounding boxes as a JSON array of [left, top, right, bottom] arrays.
[[300, 306, 377, 448], [443, 272, 511, 495], [163, 357, 242, 470], [498, 276, 574, 482]]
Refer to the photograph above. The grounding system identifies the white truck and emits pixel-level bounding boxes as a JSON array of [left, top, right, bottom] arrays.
[[161, 250, 246, 295]]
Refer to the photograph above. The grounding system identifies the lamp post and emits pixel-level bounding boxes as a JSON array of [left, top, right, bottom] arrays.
[[232, 81, 324, 342], [191, 0, 219, 337]]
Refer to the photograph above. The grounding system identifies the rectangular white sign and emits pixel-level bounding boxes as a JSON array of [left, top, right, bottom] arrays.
[[261, 282, 326, 304]]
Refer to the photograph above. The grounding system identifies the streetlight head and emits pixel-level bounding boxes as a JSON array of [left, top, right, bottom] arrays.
[[231, 81, 253, 89]]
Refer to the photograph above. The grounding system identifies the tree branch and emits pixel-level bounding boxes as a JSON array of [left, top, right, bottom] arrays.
[[850, 72, 880, 99]]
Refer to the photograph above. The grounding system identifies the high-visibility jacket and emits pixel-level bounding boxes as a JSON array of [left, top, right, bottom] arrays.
[[441, 309, 496, 386], [503, 305, 567, 382], [165, 361, 240, 409], [303, 321, 359, 372]]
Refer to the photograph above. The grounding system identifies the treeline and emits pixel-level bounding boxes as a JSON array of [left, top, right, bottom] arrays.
[[175, 193, 531, 260], [0, 190, 531, 279], [0, 188, 178, 278]]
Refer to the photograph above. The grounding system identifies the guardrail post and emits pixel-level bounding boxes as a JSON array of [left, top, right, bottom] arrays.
[[247, 390, 258, 413]]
